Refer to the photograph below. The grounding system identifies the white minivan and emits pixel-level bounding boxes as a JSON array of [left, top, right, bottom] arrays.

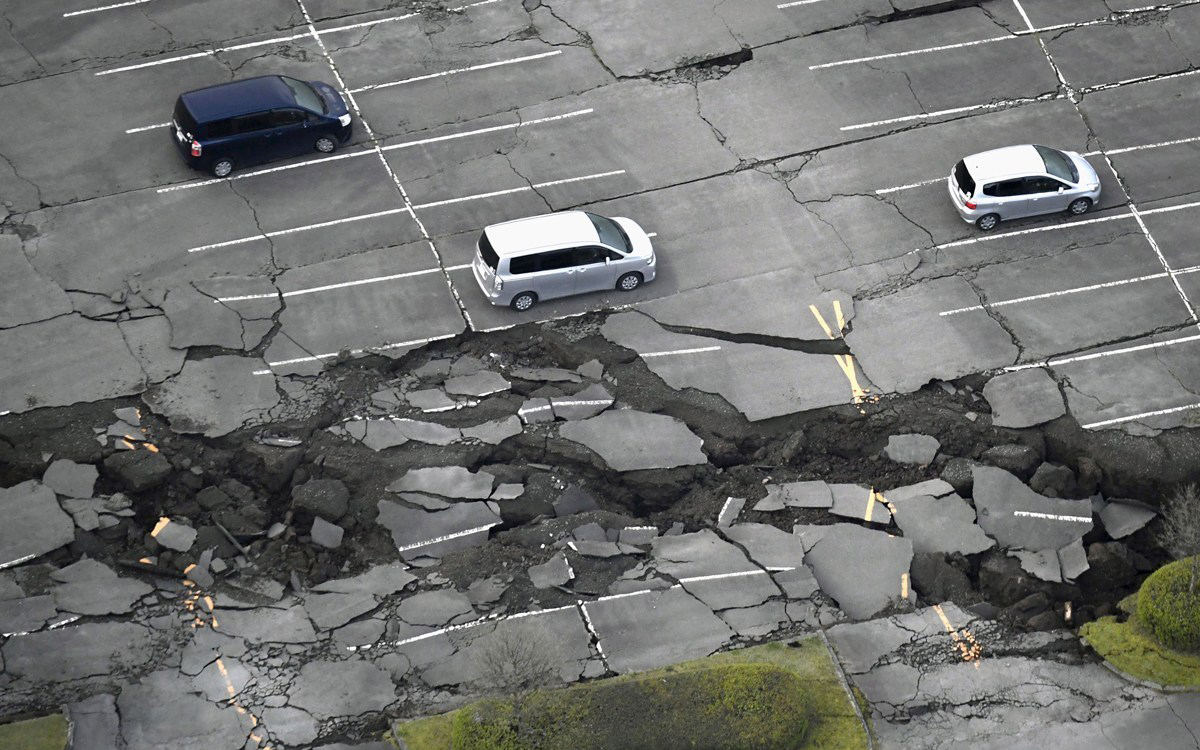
[[472, 211, 657, 311]]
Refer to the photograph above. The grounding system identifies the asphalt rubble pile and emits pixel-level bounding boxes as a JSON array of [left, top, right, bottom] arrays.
[[0, 314, 1197, 747]]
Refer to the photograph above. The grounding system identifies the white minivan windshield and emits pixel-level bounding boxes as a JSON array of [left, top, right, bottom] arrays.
[[586, 213, 631, 253]]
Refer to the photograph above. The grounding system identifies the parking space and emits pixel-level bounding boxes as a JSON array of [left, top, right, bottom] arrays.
[[2, 0, 299, 82], [3, 0, 1199, 430]]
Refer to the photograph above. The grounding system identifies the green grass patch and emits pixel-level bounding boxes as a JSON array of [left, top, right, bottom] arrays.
[[391, 638, 868, 750], [1081, 615, 1200, 689], [0, 714, 69, 750]]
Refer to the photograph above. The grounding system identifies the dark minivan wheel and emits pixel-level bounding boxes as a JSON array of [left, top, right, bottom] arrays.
[[511, 292, 537, 311], [315, 135, 337, 154], [212, 158, 234, 178]]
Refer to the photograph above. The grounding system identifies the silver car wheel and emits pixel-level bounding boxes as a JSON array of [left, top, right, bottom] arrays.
[[511, 292, 536, 311], [617, 272, 642, 292], [976, 213, 1000, 232], [1068, 198, 1092, 215], [212, 159, 234, 178], [315, 136, 336, 153]]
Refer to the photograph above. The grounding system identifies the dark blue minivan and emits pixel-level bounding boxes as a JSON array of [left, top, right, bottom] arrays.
[[171, 75, 352, 177]]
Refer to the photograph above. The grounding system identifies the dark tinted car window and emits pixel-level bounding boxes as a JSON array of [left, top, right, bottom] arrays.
[[205, 118, 234, 138], [233, 113, 274, 134], [282, 76, 326, 114], [1027, 176, 1066, 193], [1034, 145, 1078, 183], [269, 109, 305, 126], [509, 255, 538, 275], [173, 99, 199, 137], [478, 232, 499, 270], [953, 160, 976, 196], [538, 250, 577, 271], [982, 180, 1027, 198], [573, 247, 606, 266]]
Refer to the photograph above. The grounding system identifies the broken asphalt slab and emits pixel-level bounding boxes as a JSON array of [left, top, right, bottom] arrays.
[[972, 466, 1093, 551], [559, 410, 707, 471], [142, 355, 280, 437], [804, 524, 914, 620]]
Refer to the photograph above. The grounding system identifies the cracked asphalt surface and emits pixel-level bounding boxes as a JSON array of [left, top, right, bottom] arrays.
[[2, 0, 1200, 747]]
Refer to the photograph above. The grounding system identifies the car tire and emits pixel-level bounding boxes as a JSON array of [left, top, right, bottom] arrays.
[[616, 272, 643, 292], [976, 213, 1000, 232], [511, 292, 537, 311], [1068, 197, 1092, 216], [212, 158, 234, 178], [315, 136, 337, 154]]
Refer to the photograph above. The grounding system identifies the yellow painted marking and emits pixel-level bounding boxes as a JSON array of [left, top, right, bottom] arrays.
[[144, 442, 160, 453], [151, 517, 171, 537], [810, 302, 875, 407], [203, 595, 214, 612], [118, 438, 135, 450], [900, 572, 909, 599], [809, 304, 835, 338], [863, 488, 875, 522], [872, 489, 897, 516], [833, 354, 870, 403], [138, 557, 152, 564], [933, 604, 981, 668]]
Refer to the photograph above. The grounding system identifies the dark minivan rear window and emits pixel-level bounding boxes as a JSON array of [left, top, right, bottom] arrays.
[[173, 98, 199, 138], [478, 232, 499, 270], [953, 160, 975, 197]]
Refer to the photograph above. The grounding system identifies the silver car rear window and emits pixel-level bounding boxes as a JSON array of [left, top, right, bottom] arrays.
[[953, 160, 975, 196]]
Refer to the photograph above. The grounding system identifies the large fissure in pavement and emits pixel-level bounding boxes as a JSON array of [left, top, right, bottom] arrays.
[[0, 311, 1197, 728]]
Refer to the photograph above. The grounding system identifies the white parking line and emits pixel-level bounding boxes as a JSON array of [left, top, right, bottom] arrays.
[[1083, 401, 1200, 429], [811, 35, 1016, 70], [642, 346, 722, 358], [64, 0, 152, 17], [253, 332, 459, 373], [411, 169, 626, 210], [1005, 333, 1200, 372], [1108, 134, 1200, 155], [157, 109, 594, 194], [94, 0, 501, 75], [939, 269, 1195, 316], [347, 50, 562, 94], [811, 0, 1200, 70], [877, 134, 1200, 195], [216, 267, 448, 302], [875, 177, 942, 195], [1012, 510, 1091, 522], [777, 0, 828, 6], [842, 94, 1062, 131], [186, 206, 411, 253], [395, 523, 500, 552], [217, 263, 471, 302], [125, 121, 170, 134], [910, 211, 1133, 255]]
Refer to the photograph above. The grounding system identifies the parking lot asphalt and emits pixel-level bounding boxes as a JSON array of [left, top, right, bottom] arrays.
[[3, 0, 1199, 432]]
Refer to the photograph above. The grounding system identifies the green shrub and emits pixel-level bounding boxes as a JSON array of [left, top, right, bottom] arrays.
[[1136, 556, 1200, 653]]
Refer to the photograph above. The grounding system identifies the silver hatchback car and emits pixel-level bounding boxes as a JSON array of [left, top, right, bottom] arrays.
[[472, 210, 656, 311], [948, 144, 1101, 231]]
